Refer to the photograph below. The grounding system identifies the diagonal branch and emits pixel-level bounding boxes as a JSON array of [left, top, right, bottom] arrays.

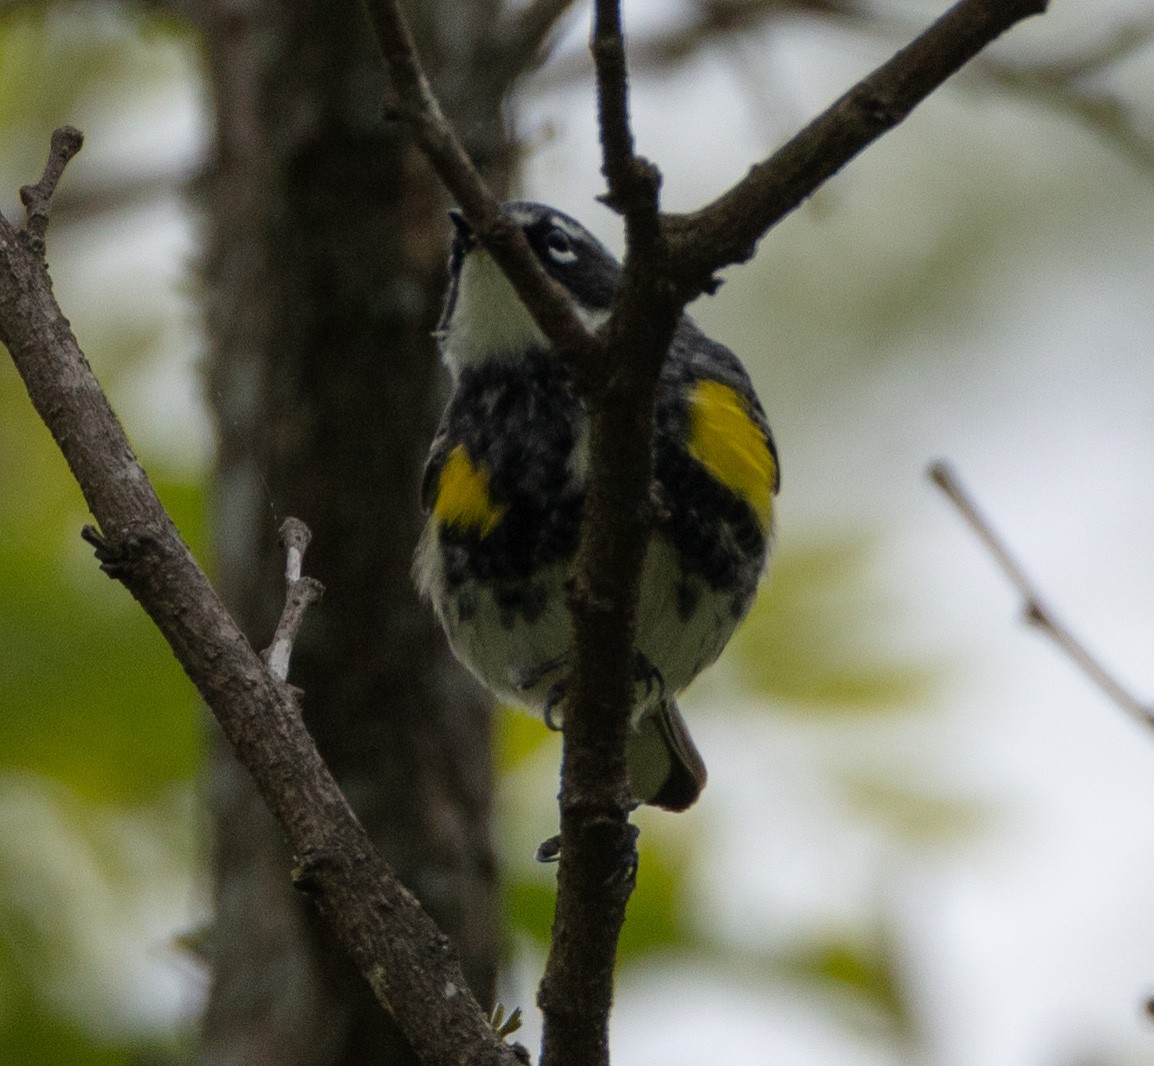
[[0, 129, 521, 1066], [361, 0, 600, 380], [929, 462, 1154, 729], [665, 0, 1049, 296], [495, 0, 583, 80]]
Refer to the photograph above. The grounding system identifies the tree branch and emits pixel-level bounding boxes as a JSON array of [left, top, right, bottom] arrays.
[[366, 1, 1049, 1062], [536, 6, 680, 1064], [495, 0, 583, 80], [929, 462, 1154, 729], [361, 0, 600, 382], [592, 0, 653, 218], [665, 0, 1049, 296], [0, 128, 521, 1066], [18, 125, 84, 256], [264, 517, 325, 684]]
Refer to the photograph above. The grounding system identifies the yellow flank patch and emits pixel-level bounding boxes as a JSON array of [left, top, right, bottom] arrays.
[[434, 444, 505, 537], [687, 379, 777, 528]]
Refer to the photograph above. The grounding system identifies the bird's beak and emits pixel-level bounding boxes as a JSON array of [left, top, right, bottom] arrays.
[[448, 209, 478, 252]]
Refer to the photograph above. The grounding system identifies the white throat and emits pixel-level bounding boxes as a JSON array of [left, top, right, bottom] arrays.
[[439, 250, 609, 377], [440, 251, 548, 375]]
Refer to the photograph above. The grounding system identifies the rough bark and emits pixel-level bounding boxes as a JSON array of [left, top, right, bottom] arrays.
[[193, 2, 512, 1062]]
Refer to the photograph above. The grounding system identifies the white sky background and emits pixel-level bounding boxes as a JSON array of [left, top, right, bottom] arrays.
[[11, 0, 1154, 1062]]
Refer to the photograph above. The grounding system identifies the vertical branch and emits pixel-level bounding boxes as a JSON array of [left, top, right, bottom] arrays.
[[592, 0, 636, 207], [592, 0, 662, 238], [540, 4, 679, 1066]]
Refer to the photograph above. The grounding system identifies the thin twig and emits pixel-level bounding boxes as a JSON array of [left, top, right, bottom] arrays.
[[975, 54, 1154, 173], [361, 0, 600, 380], [264, 517, 325, 684], [592, 0, 653, 216], [18, 125, 84, 257], [929, 461, 1154, 729], [496, 0, 583, 79], [666, 0, 1049, 297]]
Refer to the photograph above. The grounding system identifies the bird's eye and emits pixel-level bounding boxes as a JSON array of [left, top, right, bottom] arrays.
[[545, 228, 578, 265]]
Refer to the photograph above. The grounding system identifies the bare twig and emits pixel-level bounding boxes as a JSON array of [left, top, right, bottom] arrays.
[[264, 517, 325, 684], [929, 461, 1154, 729], [534, 0, 864, 88], [0, 129, 520, 1066], [975, 48, 1154, 173], [592, 0, 657, 220], [18, 125, 84, 257], [665, 0, 1049, 297], [361, 0, 600, 380], [496, 0, 583, 79]]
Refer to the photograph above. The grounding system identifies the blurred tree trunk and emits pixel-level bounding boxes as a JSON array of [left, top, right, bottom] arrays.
[[193, 2, 514, 1062]]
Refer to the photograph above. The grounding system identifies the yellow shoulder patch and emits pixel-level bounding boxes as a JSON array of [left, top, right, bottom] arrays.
[[434, 443, 505, 537], [687, 379, 777, 529]]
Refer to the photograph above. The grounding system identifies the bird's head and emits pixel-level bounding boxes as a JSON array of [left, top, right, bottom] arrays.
[[436, 201, 622, 374]]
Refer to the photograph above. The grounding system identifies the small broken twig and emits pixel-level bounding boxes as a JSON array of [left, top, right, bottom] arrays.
[[19, 125, 84, 257], [264, 517, 325, 684], [929, 460, 1154, 729]]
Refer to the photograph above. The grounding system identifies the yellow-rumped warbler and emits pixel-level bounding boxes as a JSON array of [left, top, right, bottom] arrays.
[[414, 202, 778, 811]]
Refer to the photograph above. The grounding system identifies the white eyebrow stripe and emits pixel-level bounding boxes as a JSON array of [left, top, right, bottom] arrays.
[[503, 204, 541, 227], [548, 214, 584, 240]]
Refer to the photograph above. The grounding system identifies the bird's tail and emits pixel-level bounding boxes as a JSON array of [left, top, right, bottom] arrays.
[[627, 698, 707, 811]]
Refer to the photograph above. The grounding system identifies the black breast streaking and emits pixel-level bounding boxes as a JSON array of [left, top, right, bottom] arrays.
[[436, 349, 585, 595]]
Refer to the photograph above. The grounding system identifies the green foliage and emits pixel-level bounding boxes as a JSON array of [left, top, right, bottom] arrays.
[[732, 534, 937, 713], [0, 396, 205, 801], [0, 968, 132, 1066], [502, 835, 696, 962], [495, 703, 554, 772], [777, 933, 914, 1037], [837, 774, 991, 845], [0, 11, 206, 1062]]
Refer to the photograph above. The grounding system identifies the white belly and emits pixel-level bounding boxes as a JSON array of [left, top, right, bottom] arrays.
[[417, 519, 747, 720]]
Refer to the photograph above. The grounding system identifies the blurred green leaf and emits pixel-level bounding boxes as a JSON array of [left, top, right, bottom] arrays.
[[0, 971, 131, 1066], [503, 837, 696, 962], [617, 838, 689, 961], [778, 933, 913, 1036], [0, 470, 203, 804], [496, 705, 555, 772], [732, 535, 937, 713], [0, 10, 144, 179], [838, 774, 991, 845]]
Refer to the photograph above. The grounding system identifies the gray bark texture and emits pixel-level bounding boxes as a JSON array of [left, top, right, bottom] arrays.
[[194, 2, 513, 1062]]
